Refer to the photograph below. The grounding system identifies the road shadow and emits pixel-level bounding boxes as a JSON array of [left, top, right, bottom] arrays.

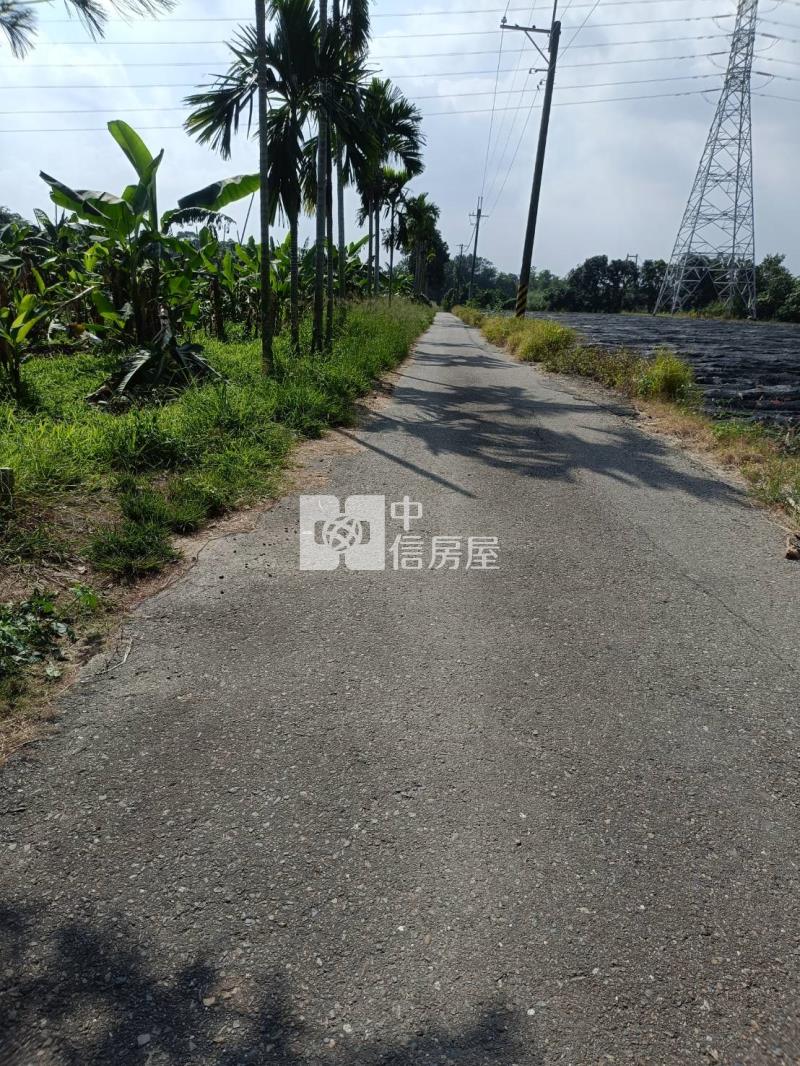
[[0, 903, 541, 1066], [356, 321, 746, 509]]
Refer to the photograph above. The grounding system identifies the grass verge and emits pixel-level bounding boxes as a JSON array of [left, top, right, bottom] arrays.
[[452, 305, 800, 527], [0, 299, 434, 734]]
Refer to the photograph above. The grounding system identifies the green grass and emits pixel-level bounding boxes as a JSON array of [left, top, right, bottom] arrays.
[[454, 307, 698, 403], [1, 299, 432, 574], [0, 299, 433, 720], [453, 305, 800, 523]]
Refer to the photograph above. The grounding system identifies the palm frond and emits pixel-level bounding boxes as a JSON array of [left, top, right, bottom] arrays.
[[0, 1, 35, 56], [1, 0, 175, 58]]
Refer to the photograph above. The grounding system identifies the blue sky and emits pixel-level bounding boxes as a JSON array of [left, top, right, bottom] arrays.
[[1, 0, 798, 275]]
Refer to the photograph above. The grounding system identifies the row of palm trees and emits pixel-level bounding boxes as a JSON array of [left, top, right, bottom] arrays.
[[184, 0, 442, 369], [1, 0, 447, 370]]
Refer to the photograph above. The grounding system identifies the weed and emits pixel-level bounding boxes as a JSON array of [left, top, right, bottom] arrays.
[[89, 519, 178, 579], [63, 584, 104, 619], [452, 306, 486, 328], [0, 592, 72, 680], [637, 349, 697, 402]]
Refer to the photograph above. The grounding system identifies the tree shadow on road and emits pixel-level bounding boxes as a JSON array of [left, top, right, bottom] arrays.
[[360, 321, 747, 509], [0, 903, 541, 1066]]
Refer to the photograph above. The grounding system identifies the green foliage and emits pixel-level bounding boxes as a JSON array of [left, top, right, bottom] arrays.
[[453, 308, 696, 404], [0, 121, 260, 399], [89, 519, 177, 579], [0, 592, 71, 680], [451, 305, 485, 328], [1, 299, 433, 583], [636, 349, 696, 402], [755, 254, 796, 320]]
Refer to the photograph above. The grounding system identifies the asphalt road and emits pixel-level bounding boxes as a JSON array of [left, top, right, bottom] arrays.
[[2, 313, 799, 1065]]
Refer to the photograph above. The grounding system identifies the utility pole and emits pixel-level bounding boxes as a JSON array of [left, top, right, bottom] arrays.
[[507, 9, 561, 318], [455, 242, 466, 302], [468, 198, 484, 301], [623, 253, 639, 310]]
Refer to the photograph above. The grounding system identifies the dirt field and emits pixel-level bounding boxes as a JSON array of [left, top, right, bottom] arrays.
[[531, 312, 800, 422]]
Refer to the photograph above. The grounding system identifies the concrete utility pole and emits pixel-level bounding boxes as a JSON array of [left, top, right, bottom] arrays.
[[507, 9, 561, 318], [455, 242, 466, 302], [468, 198, 484, 301]]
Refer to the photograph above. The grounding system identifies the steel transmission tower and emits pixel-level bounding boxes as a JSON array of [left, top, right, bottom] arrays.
[[655, 0, 758, 316]]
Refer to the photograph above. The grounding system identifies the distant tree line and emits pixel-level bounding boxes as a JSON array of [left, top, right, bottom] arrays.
[[439, 249, 800, 322], [439, 254, 518, 310]]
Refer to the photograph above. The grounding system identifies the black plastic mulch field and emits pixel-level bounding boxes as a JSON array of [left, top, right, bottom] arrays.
[[530, 312, 800, 423]]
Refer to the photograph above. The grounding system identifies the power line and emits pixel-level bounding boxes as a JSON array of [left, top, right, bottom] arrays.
[[562, 0, 604, 53], [0, 86, 725, 133], [486, 85, 542, 217], [16, 14, 736, 44], [1, 72, 733, 114], [559, 48, 729, 66], [0, 35, 739, 66], [566, 31, 734, 47], [35, 0, 736, 20], [757, 52, 800, 64], [0, 52, 733, 89], [758, 15, 800, 28], [480, 1, 510, 202], [760, 28, 800, 42], [428, 85, 723, 112], [0, 73, 730, 115], [479, 0, 540, 212]]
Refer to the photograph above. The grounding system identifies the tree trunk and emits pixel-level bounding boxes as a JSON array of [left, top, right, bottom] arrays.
[[325, 131, 334, 347], [211, 276, 226, 341], [388, 204, 395, 304], [332, 0, 346, 303], [312, 0, 328, 352], [367, 201, 373, 297], [289, 209, 299, 351], [255, 0, 272, 375], [374, 204, 380, 295]]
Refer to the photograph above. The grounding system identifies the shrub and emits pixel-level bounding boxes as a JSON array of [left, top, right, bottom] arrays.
[[636, 349, 696, 402], [514, 320, 577, 362], [452, 305, 486, 328], [453, 308, 695, 405]]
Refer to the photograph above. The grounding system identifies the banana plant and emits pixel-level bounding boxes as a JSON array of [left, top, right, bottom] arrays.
[[35, 121, 261, 398], [40, 120, 259, 347], [0, 266, 95, 399], [0, 288, 49, 398]]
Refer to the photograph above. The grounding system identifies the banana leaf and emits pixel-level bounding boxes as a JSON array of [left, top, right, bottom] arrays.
[[178, 174, 260, 212]]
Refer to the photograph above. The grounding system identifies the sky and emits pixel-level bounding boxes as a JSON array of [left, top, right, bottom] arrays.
[[1, 0, 798, 277]]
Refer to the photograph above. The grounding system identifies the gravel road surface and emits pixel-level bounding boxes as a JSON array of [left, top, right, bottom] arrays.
[[1, 313, 798, 1065]]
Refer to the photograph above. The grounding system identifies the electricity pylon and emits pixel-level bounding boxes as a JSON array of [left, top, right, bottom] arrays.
[[655, 0, 758, 317]]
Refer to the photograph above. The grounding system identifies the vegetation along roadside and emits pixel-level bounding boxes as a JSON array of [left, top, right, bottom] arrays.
[[453, 306, 800, 544], [1, 0, 445, 750], [0, 299, 434, 747]]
